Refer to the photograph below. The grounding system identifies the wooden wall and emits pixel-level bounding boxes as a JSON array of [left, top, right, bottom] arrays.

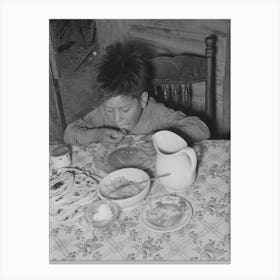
[[49, 71, 64, 144], [96, 19, 230, 138]]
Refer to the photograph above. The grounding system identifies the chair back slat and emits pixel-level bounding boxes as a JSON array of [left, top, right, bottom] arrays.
[[180, 83, 186, 109], [153, 85, 158, 98], [171, 84, 177, 105], [151, 81, 190, 112]]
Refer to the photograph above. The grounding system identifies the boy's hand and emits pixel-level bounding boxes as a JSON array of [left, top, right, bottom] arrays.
[[141, 141, 156, 156], [95, 128, 125, 147], [139, 135, 156, 156]]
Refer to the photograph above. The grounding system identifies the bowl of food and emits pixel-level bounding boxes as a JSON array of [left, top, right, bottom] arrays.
[[98, 168, 151, 210], [84, 199, 120, 228]]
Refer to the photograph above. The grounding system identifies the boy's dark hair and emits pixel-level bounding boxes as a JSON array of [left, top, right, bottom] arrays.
[[96, 40, 153, 102]]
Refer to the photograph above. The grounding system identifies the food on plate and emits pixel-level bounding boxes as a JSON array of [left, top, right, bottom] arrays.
[[146, 201, 184, 227], [84, 200, 120, 227], [141, 195, 193, 232], [92, 203, 113, 222], [107, 147, 151, 170], [101, 176, 145, 199]]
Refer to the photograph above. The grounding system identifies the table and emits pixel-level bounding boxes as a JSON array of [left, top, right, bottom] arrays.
[[49, 136, 230, 263]]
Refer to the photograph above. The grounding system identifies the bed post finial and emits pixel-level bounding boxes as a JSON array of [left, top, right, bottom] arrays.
[[205, 35, 217, 56]]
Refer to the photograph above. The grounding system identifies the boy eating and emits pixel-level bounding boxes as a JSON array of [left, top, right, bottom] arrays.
[[64, 40, 210, 152]]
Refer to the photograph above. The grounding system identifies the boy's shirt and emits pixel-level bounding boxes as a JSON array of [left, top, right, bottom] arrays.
[[64, 97, 210, 145]]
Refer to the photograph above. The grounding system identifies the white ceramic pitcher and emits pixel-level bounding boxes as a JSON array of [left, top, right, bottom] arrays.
[[152, 130, 197, 191]]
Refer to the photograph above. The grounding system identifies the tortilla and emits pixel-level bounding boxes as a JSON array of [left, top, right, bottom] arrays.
[[49, 171, 74, 198]]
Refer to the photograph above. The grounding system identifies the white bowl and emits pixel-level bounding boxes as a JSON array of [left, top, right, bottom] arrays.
[[98, 168, 150, 210]]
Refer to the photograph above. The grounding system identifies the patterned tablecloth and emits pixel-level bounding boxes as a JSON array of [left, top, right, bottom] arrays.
[[49, 136, 230, 263]]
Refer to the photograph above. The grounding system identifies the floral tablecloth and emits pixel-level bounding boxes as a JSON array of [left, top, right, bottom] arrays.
[[49, 137, 230, 263]]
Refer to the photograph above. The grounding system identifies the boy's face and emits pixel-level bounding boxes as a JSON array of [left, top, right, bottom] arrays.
[[103, 92, 148, 131]]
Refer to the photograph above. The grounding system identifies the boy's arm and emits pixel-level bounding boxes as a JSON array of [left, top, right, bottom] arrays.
[[154, 105, 211, 143], [63, 108, 105, 145]]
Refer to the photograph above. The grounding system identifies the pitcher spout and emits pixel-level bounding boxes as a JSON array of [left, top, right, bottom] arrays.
[[151, 134, 160, 154], [152, 130, 188, 156]]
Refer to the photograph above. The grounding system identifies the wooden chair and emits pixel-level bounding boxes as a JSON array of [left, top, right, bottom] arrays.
[[149, 35, 217, 135]]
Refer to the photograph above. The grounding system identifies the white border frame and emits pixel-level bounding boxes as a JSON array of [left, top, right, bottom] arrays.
[[1, 0, 280, 280]]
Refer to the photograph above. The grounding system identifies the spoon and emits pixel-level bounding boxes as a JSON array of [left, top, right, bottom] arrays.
[[115, 173, 171, 190]]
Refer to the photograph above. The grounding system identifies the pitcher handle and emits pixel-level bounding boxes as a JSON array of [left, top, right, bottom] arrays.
[[183, 147, 197, 175]]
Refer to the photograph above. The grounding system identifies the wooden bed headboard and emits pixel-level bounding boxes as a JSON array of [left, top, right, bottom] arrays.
[[146, 36, 217, 137], [150, 35, 216, 122], [128, 25, 217, 133]]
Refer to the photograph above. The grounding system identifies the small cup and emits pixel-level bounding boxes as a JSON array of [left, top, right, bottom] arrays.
[[50, 144, 71, 170]]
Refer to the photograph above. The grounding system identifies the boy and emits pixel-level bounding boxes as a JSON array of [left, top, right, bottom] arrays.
[[64, 40, 210, 152]]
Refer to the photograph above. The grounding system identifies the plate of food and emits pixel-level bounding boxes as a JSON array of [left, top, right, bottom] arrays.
[[98, 168, 151, 210], [141, 195, 193, 232], [84, 199, 120, 228], [107, 146, 152, 170]]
